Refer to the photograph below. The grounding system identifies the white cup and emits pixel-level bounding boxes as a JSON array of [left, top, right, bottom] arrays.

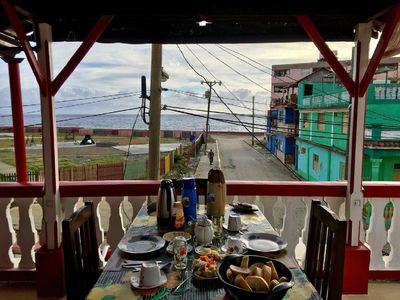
[[139, 262, 161, 287], [225, 236, 243, 254], [227, 213, 241, 231]]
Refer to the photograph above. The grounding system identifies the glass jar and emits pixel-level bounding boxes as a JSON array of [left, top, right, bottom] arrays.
[[173, 236, 187, 270]]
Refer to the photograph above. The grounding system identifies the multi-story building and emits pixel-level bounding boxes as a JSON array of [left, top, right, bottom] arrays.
[[295, 80, 400, 181]]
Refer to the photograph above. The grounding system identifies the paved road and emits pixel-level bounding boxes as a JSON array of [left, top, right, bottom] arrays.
[[212, 134, 299, 181]]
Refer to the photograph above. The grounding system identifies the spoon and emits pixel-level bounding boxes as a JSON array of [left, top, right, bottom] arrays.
[[271, 281, 294, 293]]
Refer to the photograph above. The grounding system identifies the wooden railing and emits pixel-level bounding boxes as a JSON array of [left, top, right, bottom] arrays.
[[1, 180, 400, 280]]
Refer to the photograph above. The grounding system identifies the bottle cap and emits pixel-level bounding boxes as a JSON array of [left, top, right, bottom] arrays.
[[182, 177, 196, 189], [173, 201, 183, 208]]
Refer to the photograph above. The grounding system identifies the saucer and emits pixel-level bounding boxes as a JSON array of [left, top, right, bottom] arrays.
[[221, 243, 248, 255], [130, 270, 167, 289], [222, 223, 247, 232]]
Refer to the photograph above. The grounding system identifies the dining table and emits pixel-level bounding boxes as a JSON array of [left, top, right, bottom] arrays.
[[86, 202, 321, 300]]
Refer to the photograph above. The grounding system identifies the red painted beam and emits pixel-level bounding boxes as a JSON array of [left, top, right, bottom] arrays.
[[360, 4, 400, 96], [5, 57, 28, 183], [0, 0, 46, 96], [296, 15, 355, 96], [52, 16, 113, 95], [363, 182, 400, 198]]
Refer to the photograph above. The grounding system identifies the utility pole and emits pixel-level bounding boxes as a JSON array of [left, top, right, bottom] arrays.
[[201, 80, 221, 154], [252, 96, 255, 146], [148, 44, 162, 180]]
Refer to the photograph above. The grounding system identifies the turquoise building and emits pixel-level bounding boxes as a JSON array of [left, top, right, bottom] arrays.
[[295, 81, 400, 181]]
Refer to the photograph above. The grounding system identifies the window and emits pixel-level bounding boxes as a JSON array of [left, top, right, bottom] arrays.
[[317, 113, 325, 130], [274, 86, 285, 93], [274, 69, 287, 77], [342, 112, 349, 134], [302, 113, 308, 129], [313, 154, 319, 172], [394, 163, 400, 170], [300, 147, 306, 154], [304, 84, 313, 96], [340, 162, 347, 180]]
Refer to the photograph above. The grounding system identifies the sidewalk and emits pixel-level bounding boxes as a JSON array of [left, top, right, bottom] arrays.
[[194, 142, 220, 178]]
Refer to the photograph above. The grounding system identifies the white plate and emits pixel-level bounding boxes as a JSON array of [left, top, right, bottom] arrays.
[[240, 232, 287, 252], [220, 243, 248, 255], [194, 245, 220, 256], [130, 270, 167, 289], [118, 235, 165, 254], [166, 243, 193, 254]]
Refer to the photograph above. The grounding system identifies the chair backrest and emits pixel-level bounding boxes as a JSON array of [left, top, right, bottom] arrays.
[[62, 202, 100, 300], [304, 199, 347, 300]]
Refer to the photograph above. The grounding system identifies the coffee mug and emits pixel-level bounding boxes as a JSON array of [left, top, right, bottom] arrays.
[[227, 213, 241, 231], [139, 262, 161, 287], [225, 236, 243, 254]]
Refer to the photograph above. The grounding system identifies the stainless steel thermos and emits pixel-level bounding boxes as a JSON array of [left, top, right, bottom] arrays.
[[157, 179, 177, 228]]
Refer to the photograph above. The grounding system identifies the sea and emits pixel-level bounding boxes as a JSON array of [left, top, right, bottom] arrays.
[[0, 113, 267, 132]]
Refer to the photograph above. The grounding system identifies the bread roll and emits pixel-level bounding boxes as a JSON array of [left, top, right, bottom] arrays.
[[240, 255, 249, 269], [262, 265, 272, 284], [230, 265, 251, 276], [226, 268, 235, 283], [266, 261, 279, 281], [245, 276, 270, 291], [234, 274, 252, 291]]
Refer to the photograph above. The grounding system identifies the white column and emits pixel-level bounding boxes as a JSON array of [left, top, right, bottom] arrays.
[[37, 23, 61, 249], [346, 23, 371, 246]]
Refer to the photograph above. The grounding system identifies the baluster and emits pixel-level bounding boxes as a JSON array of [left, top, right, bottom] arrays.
[[281, 196, 307, 259], [13, 197, 36, 269], [367, 198, 386, 269], [127, 196, 146, 222], [388, 198, 400, 269], [0, 198, 14, 268], [272, 197, 285, 235], [61, 197, 80, 220], [83, 197, 104, 248], [259, 196, 277, 227], [105, 196, 125, 251], [296, 197, 316, 266], [35, 198, 46, 248]]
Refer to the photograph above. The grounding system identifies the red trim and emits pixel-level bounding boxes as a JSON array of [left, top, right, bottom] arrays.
[[7, 58, 27, 183], [2, 181, 400, 198], [369, 270, 400, 280], [295, 15, 354, 96], [0, 0, 46, 95], [360, 4, 400, 96], [51, 16, 113, 95], [0, 182, 44, 198]]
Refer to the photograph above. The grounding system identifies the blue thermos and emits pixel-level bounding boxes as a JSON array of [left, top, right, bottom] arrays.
[[181, 177, 197, 223]]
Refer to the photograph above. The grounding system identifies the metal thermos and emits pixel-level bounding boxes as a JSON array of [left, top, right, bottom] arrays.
[[157, 179, 177, 228], [207, 167, 226, 218]]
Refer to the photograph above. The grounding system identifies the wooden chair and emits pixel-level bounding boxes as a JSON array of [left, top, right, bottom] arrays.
[[304, 199, 347, 300], [62, 202, 101, 300]]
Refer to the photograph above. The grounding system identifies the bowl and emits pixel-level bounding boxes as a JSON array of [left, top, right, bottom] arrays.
[[162, 231, 192, 242], [216, 255, 294, 300]]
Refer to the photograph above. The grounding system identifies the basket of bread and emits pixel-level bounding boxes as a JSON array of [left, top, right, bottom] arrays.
[[216, 255, 294, 300]]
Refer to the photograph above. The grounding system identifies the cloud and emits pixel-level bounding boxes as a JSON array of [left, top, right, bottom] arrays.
[[0, 41, 357, 118]]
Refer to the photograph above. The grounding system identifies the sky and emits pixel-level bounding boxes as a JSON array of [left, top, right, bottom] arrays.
[[0, 41, 364, 117]]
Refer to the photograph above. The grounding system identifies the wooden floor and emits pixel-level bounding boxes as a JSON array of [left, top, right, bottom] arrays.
[[1, 281, 399, 299]]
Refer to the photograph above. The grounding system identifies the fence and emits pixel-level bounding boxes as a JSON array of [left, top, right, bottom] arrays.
[[0, 171, 43, 182]]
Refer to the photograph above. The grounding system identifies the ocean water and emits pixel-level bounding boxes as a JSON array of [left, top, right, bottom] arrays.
[[0, 113, 266, 132]]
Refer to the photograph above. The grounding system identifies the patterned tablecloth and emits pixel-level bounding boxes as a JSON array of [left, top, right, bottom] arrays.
[[86, 203, 321, 300]]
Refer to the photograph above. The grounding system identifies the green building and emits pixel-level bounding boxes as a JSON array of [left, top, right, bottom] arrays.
[[295, 81, 400, 181]]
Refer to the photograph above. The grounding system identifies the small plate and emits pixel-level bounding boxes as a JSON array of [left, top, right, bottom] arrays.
[[194, 245, 220, 256], [193, 272, 218, 280], [130, 270, 167, 289], [162, 231, 192, 242], [222, 223, 247, 232], [220, 243, 248, 255], [118, 234, 165, 255], [166, 243, 193, 254], [229, 202, 258, 213], [240, 232, 287, 253]]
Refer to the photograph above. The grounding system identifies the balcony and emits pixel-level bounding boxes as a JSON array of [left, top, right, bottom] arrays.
[[1, 180, 400, 298]]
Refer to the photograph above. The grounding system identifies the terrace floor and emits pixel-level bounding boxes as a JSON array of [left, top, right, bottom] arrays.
[[0, 280, 399, 299]]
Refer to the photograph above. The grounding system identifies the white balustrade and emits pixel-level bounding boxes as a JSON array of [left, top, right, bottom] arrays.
[[1, 192, 400, 278]]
